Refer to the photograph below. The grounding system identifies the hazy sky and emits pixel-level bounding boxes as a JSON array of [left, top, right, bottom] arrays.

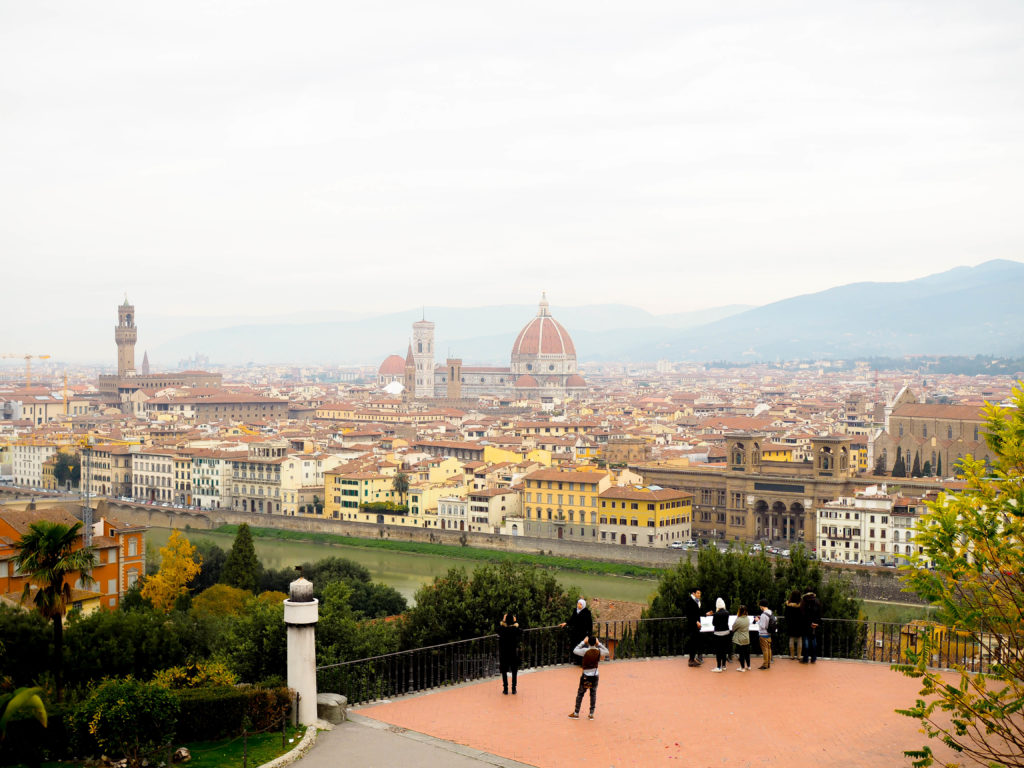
[[2, 1, 1023, 359]]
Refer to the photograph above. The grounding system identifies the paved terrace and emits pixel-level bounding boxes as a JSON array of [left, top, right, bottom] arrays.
[[301, 657, 957, 768]]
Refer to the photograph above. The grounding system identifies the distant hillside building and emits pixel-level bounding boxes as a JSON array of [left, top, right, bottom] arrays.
[[377, 294, 587, 401], [98, 298, 221, 409]]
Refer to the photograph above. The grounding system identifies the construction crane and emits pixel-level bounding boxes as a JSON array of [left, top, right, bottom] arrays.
[[0, 353, 51, 388]]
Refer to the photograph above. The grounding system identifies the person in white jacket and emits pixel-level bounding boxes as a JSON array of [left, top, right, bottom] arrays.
[[568, 635, 610, 720]]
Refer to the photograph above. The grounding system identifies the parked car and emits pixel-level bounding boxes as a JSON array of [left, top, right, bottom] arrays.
[[751, 543, 763, 552], [780, 549, 791, 557], [669, 541, 684, 549], [684, 539, 697, 547]]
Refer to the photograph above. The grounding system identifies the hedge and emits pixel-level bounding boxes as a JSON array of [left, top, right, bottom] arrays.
[[173, 685, 292, 741]]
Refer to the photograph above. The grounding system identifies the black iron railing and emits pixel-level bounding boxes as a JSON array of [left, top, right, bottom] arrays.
[[315, 617, 995, 705]]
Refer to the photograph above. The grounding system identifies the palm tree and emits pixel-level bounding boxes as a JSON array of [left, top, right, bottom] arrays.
[[393, 472, 410, 502], [14, 520, 94, 700]]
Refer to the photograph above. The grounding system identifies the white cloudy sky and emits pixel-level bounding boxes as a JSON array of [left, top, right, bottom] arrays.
[[2, 0, 1023, 358]]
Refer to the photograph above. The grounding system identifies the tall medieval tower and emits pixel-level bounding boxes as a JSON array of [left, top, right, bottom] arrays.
[[115, 297, 138, 377], [412, 315, 435, 398]]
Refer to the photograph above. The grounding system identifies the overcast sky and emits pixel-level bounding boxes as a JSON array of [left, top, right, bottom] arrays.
[[2, 1, 1023, 360]]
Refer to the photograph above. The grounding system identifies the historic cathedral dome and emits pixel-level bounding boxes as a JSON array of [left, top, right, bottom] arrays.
[[378, 354, 406, 376], [511, 293, 578, 379]]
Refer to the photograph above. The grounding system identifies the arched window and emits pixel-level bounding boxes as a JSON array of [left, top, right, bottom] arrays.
[[947, 426, 953, 439]]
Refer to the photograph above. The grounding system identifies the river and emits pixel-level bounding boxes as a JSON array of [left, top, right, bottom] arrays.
[[146, 528, 662, 606]]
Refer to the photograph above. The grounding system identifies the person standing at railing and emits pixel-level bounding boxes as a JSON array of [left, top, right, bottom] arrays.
[[784, 590, 803, 659], [497, 611, 522, 695], [756, 599, 773, 669], [560, 597, 593, 666], [568, 635, 609, 720], [684, 587, 707, 667], [732, 605, 752, 671], [800, 592, 822, 664], [711, 598, 732, 672]]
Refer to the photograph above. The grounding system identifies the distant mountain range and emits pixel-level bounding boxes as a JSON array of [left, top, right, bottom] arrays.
[[151, 260, 1024, 365]]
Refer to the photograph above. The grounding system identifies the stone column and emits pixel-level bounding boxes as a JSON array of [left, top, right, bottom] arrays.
[[284, 577, 319, 725]]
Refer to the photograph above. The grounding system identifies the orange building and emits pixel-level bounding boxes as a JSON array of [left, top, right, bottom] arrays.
[[0, 506, 146, 616]]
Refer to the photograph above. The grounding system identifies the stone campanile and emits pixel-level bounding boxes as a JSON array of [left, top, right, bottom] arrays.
[[412, 313, 435, 398], [115, 297, 137, 377]]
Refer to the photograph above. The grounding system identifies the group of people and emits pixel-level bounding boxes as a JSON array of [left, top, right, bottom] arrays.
[[496, 597, 610, 720], [684, 587, 823, 671], [495, 590, 824, 720]]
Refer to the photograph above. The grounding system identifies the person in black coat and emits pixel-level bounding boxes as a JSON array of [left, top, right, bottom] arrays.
[[800, 591, 823, 664], [497, 611, 522, 694], [683, 587, 707, 666], [560, 598, 593, 665]]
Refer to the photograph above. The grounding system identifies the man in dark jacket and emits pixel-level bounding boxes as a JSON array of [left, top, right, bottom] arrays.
[[800, 591, 822, 664], [560, 598, 593, 665], [497, 611, 522, 694], [683, 587, 706, 666]]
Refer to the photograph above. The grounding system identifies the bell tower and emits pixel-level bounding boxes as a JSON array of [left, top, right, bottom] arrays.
[[115, 297, 138, 377], [412, 312, 435, 398]]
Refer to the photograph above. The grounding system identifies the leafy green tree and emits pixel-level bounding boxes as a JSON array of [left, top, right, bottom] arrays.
[[190, 539, 227, 593], [190, 584, 252, 621], [923, 460, 932, 476], [0, 605, 51, 688], [316, 582, 401, 666], [894, 382, 1024, 768], [73, 679, 178, 768], [221, 523, 261, 593], [261, 557, 407, 618], [63, 608, 212, 686], [52, 453, 80, 489], [875, 455, 887, 475], [225, 598, 287, 683], [399, 561, 574, 648], [13, 520, 94, 700]]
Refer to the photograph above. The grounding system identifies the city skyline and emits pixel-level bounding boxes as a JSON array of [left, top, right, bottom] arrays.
[[3, 0, 1023, 353]]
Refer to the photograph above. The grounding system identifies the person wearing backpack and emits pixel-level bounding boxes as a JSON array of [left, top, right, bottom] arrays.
[[756, 599, 774, 670], [568, 635, 610, 720]]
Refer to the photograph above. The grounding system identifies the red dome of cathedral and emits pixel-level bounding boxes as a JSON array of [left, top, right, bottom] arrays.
[[378, 354, 406, 376], [515, 374, 539, 388], [566, 374, 587, 387], [511, 294, 576, 357]]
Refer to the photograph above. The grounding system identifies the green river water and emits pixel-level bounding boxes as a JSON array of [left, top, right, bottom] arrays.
[[146, 528, 662, 606]]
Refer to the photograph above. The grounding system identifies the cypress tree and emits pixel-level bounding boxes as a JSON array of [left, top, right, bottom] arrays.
[[936, 454, 943, 477], [892, 448, 906, 478], [911, 451, 922, 477], [221, 523, 261, 593]]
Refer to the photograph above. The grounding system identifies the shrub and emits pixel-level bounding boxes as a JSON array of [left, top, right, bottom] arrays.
[[73, 679, 179, 768], [173, 686, 291, 742], [152, 661, 238, 690]]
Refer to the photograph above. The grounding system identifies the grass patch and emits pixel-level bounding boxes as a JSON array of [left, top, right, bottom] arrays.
[[860, 601, 934, 625], [182, 725, 306, 768], [214, 524, 664, 580], [29, 726, 306, 768]]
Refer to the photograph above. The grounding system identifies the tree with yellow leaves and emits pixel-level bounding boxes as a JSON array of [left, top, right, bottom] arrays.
[[142, 531, 202, 613], [895, 380, 1024, 768]]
